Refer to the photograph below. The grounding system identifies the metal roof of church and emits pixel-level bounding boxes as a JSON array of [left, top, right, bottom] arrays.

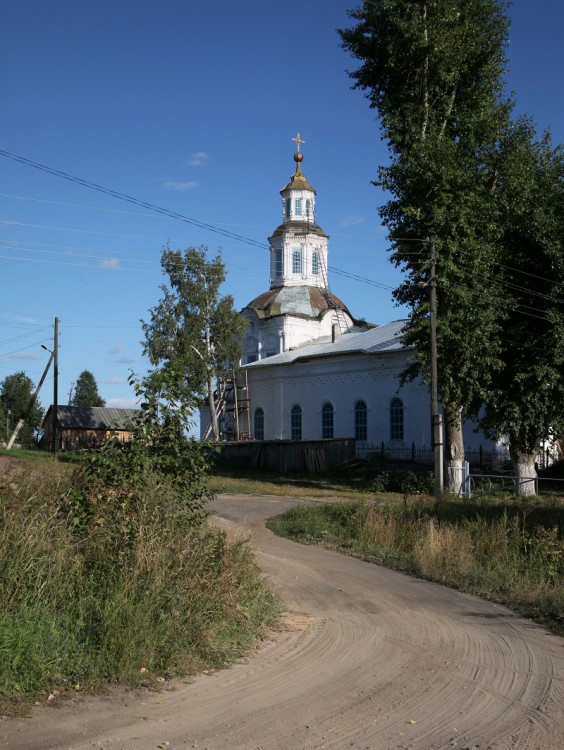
[[244, 319, 408, 368], [246, 285, 354, 321]]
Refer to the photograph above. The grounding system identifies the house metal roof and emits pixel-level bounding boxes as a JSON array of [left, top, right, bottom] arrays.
[[244, 319, 408, 368], [44, 406, 141, 430]]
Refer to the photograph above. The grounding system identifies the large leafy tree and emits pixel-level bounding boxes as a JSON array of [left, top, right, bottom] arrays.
[[0, 371, 45, 446], [340, 0, 512, 487], [141, 245, 247, 440], [477, 119, 564, 492], [72, 370, 105, 407]]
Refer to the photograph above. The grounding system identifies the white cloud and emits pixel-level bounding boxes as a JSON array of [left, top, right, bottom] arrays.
[[185, 151, 209, 167], [109, 343, 124, 354], [101, 258, 121, 270], [340, 215, 365, 227], [104, 397, 140, 409], [102, 377, 126, 385], [164, 180, 199, 191], [117, 357, 135, 364]]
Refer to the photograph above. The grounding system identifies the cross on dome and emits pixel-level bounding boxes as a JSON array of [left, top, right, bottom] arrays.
[[292, 133, 305, 153]]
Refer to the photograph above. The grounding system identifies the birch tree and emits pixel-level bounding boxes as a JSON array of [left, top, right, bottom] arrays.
[[141, 246, 247, 440]]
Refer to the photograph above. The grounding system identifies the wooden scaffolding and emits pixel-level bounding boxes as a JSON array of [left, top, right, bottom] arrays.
[[202, 369, 251, 442]]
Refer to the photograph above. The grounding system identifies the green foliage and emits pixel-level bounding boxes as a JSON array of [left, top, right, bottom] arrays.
[[340, 1, 512, 448], [371, 470, 434, 495], [340, 0, 510, 153], [268, 495, 564, 632], [0, 437, 280, 708], [65, 371, 212, 565], [340, 2, 564, 477], [0, 371, 44, 446], [71, 370, 105, 407], [477, 120, 564, 457], [141, 245, 248, 439]]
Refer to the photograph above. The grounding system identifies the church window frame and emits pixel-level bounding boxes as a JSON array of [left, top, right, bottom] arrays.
[[354, 399, 368, 441], [254, 407, 265, 441], [285, 197, 291, 221], [274, 248, 283, 278], [295, 198, 302, 216], [312, 250, 320, 276], [292, 249, 302, 274], [390, 397, 404, 441], [321, 401, 334, 439], [291, 404, 302, 441], [305, 199, 312, 220]]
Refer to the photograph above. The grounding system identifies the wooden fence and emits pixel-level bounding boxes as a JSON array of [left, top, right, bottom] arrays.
[[220, 439, 356, 474]]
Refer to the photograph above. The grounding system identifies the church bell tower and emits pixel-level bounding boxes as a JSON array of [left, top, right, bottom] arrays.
[[269, 133, 329, 290]]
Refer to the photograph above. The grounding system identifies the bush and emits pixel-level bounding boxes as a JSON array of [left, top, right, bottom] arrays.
[[371, 470, 434, 495], [0, 373, 280, 708]]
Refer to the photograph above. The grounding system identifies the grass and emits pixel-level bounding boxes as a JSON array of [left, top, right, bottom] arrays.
[[266, 494, 564, 635], [0, 455, 281, 713], [0, 447, 57, 463], [208, 462, 375, 499]]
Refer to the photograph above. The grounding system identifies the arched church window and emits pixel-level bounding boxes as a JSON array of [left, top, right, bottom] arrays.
[[295, 198, 302, 216], [292, 249, 302, 274], [305, 199, 311, 220], [354, 399, 367, 441], [254, 408, 264, 441], [285, 197, 291, 220], [291, 404, 302, 441], [312, 250, 320, 276], [390, 397, 404, 441], [321, 402, 334, 439]]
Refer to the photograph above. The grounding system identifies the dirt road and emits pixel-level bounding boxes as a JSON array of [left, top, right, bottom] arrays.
[[2, 494, 563, 750]]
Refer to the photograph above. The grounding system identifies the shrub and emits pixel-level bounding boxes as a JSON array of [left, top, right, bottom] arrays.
[[0, 372, 280, 708], [371, 470, 434, 495]]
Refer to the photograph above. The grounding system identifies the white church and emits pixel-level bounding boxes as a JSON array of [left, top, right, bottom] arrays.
[[204, 136, 501, 463]]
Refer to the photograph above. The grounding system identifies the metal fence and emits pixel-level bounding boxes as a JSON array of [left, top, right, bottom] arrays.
[[356, 441, 497, 468], [454, 461, 564, 498]]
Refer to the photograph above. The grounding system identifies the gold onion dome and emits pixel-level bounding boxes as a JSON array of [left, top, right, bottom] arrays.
[[282, 155, 315, 193]]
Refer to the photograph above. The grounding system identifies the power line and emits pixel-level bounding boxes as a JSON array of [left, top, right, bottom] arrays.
[[0, 149, 269, 250]]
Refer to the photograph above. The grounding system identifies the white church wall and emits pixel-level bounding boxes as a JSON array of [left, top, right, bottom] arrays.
[[246, 351, 429, 445], [245, 349, 501, 458]]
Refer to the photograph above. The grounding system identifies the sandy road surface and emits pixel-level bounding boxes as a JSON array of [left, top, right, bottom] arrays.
[[2, 494, 563, 750]]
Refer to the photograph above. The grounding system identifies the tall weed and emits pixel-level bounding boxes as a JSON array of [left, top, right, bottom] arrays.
[[268, 497, 563, 633], [0, 454, 280, 708]]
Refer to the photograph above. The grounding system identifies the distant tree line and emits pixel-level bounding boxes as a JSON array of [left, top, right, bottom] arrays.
[[1, 368, 105, 448]]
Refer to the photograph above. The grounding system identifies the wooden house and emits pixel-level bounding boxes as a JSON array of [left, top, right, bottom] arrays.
[[42, 406, 140, 451]]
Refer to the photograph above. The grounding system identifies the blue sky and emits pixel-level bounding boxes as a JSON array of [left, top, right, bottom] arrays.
[[1, 0, 563, 414]]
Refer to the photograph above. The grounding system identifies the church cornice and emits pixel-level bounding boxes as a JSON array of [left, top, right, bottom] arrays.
[[269, 221, 328, 240]]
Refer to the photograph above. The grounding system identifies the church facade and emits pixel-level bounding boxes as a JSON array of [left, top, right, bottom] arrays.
[[205, 137, 501, 460]]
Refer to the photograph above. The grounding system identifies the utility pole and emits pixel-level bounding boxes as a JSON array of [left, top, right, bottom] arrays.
[[42, 317, 59, 452], [6, 351, 54, 450], [429, 241, 444, 499], [53, 317, 59, 452]]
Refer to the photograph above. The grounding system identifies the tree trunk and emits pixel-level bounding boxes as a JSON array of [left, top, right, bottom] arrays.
[[444, 403, 465, 495], [207, 372, 219, 441], [509, 446, 538, 497]]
